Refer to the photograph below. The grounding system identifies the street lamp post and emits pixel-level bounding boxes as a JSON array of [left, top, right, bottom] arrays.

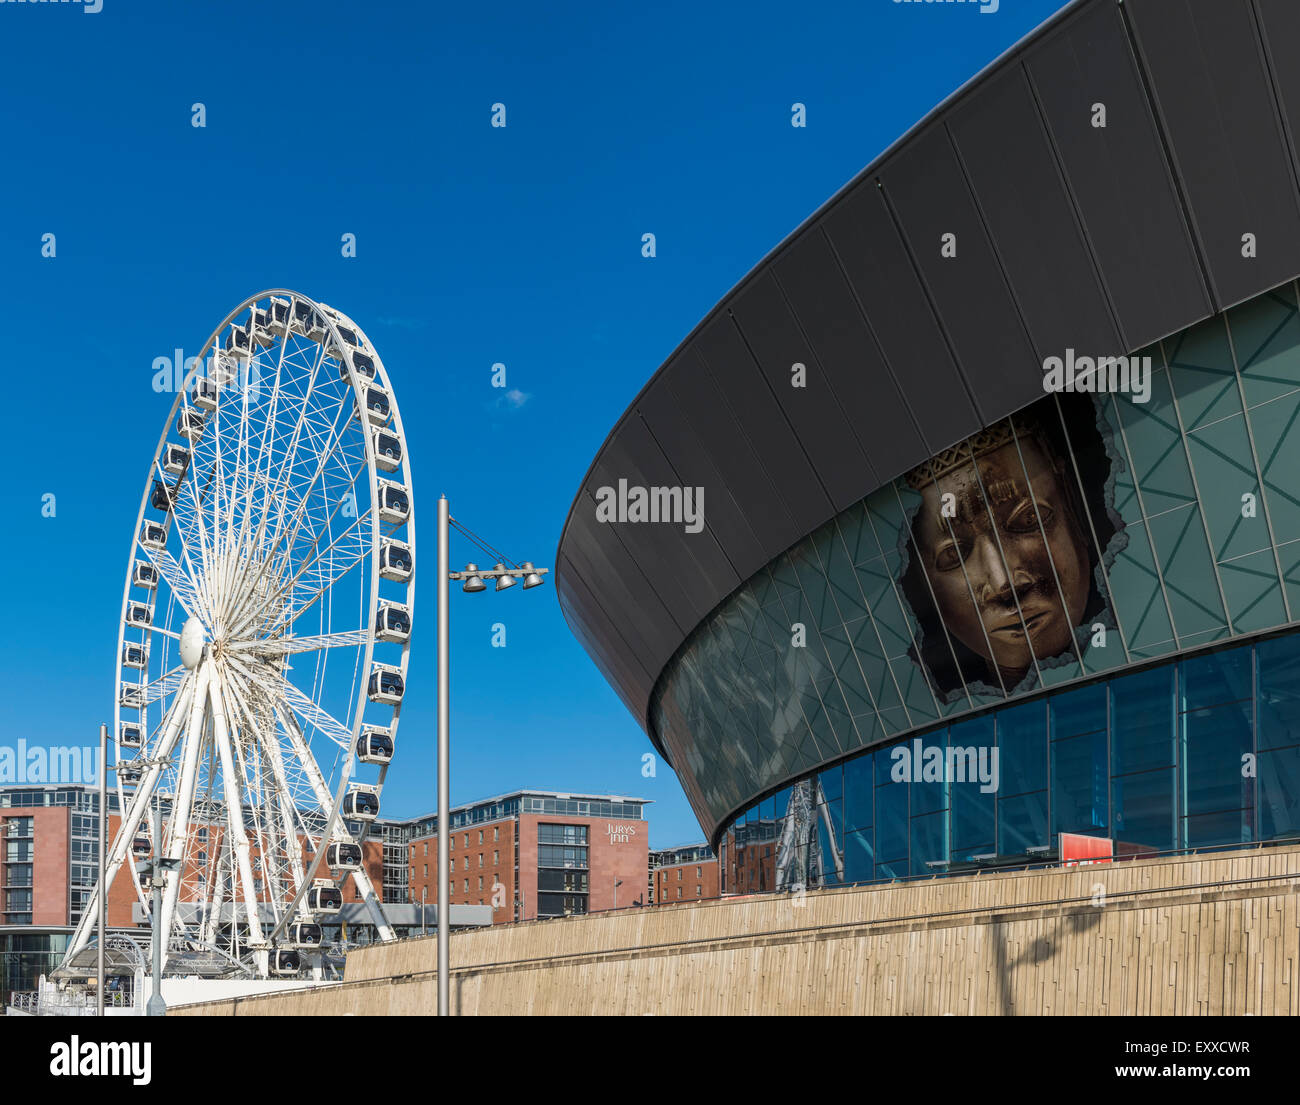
[[146, 798, 166, 1017], [436, 494, 548, 1017], [97, 723, 106, 1017]]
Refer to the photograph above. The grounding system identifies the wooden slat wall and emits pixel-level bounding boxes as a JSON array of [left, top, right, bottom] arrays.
[[173, 846, 1300, 1016]]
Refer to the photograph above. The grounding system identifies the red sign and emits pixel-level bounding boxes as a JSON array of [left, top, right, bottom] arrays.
[[1060, 833, 1113, 866]]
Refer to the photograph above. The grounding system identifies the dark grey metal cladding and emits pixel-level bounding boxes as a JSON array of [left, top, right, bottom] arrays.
[[691, 313, 835, 545], [637, 352, 771, 582], [559, 496, 682, 687], [772, 229, 928, 479], [1126, 0, 1300, 309], [947, 62, 1125, 362], [555, 552, 652, 720], [879, 122, 1044, 418], [1026, 0, 1212, 347], [584, 418, 740, 636], [1257, 0, 1300, 203], [728, 270, 878, 513], [822, 178, 984, 452], [658, 335, 827, 566]]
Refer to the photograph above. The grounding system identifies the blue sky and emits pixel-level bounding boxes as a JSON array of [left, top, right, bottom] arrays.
[[0, 0, 1068, 847]]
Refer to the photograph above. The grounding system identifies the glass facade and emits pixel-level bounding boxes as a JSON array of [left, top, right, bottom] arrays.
[[653, 282, 1300, 841], [717, 633, 1300, 892]]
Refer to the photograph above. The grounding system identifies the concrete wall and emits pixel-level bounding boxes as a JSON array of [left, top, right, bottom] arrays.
[[172, 845, 1300, 1016]]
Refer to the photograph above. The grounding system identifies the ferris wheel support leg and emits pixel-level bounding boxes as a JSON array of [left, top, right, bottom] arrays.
[[65, 676, 196, 960], [351, 866, 397, 943], [210, 668, 266, 950], [158, 662, 213, 972]]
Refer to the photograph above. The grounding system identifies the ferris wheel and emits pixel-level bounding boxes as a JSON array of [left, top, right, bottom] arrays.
[[63, 290, 415, 979]]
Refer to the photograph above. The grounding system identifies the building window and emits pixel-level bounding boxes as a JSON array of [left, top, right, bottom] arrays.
[[696, 866, 702, 877], [538, 823, 588, 845], [423, 864, 428, 877], [463, 879, 469, 891], [478, 830, 484, 844], [677, 869, 682, 881], [493, 826, 499, 842], [478, 853, 483, 868], [463, 834, 469, 847], [676, 887, 682, 899], [424, 842, 428, 856], [493, 850, 499, 864], [478, 876, 483, 890]]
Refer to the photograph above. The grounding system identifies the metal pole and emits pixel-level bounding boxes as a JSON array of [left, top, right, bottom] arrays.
[[147, 799, 166, 1017], [437, 494, 450, 1017], [97, 723, 106, 1017], [422, 885, 427, 937]]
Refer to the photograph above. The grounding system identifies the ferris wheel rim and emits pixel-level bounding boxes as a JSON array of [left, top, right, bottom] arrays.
[[85, 289, 414, 979]]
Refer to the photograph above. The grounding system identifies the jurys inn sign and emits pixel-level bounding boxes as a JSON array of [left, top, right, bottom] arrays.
[[606, 822, 637, 844]]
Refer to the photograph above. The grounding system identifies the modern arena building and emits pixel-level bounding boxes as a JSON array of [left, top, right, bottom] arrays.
[[557, 0, 1300, 895]]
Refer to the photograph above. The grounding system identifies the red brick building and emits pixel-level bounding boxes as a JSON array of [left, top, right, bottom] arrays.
[[649, 844, 718, 905], [406, 791, 650, 922]]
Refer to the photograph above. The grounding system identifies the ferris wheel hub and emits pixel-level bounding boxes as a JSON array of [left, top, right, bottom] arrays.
[[179, 616, 207, 670]]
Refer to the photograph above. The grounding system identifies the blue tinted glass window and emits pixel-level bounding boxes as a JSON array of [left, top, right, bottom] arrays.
[[818, 765, 843, 804], [1181, 644, 1252, 711], [1051, 683, 1107, 740], [1112, 768, 1175, 852], [843, 829, 874, 883], [910, 733, 949, 816], [1181, 700, 1253, 817], [949, 717, 995, 856], [1184, 808, 1252, 849], [1258, 745, 1300, 840], [1111, 666, 1174, 775], [844, 752, 872, 831], [951, 779, 995, 859], [910, 810, 948, 875], [997, 700, 1048, 796], [875, 782, 908, 862], [1258, 635, 1300, 750], [998, 791, 1048, 855], [816, 800, 842, 884], [1051, 728, 1108, 835]]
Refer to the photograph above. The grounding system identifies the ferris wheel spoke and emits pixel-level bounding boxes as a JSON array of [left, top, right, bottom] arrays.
[[225, 390, 363, 637], [142, 547, 208, 622], [158, 663, 213, 966], [276, 677, 354, 753], [231, 628, 369, 656], [139, 666, 187, 707], [208, 668, 266, 947]]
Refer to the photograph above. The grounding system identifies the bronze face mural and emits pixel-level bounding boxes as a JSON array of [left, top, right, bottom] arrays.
[[651, 284, 1300, 841], [899, 398, 1121, 701]]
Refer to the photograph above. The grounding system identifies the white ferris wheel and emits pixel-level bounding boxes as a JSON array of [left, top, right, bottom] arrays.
[[64, 290, 415, 979]]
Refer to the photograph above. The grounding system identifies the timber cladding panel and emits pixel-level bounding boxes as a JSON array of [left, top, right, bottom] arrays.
[[173, 846, 1300, 1016]]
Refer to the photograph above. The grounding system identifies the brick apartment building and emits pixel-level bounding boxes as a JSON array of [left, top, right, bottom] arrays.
[[649, 844, 718, 905], [405, 790, 650, 922]]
